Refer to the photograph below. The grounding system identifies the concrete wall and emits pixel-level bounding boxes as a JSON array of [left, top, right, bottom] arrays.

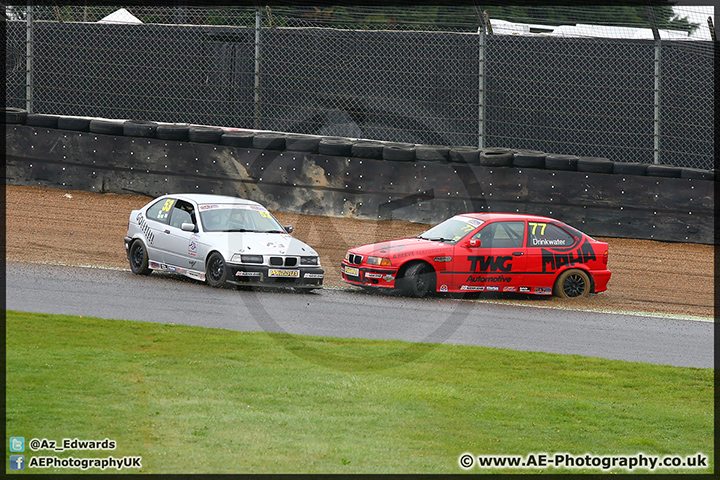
[[5, 123, 714, 244]]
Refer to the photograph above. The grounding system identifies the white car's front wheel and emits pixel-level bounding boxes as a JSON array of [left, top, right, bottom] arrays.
[[206, 252, 228, 287]]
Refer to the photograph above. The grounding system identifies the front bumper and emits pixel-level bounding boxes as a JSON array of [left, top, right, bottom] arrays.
[[227, 264, 324, 288], [341, 262, 397, 289]]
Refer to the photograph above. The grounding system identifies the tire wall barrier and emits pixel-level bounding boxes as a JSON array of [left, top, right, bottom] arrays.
[[5, 122, 715, 244]]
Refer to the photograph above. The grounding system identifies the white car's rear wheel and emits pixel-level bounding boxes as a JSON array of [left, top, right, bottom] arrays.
[[129, 240, 151, 275]]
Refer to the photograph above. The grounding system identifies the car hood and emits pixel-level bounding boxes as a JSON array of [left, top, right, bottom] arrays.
[[205, 232, 319, 257], [348, 237, 451, 257]]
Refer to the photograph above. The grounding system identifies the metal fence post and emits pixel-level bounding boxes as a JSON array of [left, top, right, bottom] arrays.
[[253, 6, 263, 130], [474, 6, 487, 149], [646, 6, 661, 165], [25, 1, 34, 113]]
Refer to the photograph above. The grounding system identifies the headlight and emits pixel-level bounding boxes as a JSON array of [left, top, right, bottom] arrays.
[[366, 256, 392, 266], [344, 252, 351, 261], [235, 254, 263, 264], [301, 256, 319, 266]]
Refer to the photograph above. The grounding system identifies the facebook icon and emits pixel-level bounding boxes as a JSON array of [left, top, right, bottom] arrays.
[[10, 455, 25, 470]]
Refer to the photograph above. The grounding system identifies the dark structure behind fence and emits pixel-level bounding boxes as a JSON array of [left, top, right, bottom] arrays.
[[5, 120, 714, 245]]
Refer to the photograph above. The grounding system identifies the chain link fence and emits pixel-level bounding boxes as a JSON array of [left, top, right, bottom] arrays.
[[4, 4, 715, 169]]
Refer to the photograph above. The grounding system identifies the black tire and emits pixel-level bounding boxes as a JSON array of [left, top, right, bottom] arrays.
[[221, 131, 255, 147], [513, 150, 546, 168], [351, 141, 384, 159], [124, 120, 158, 138], [383, 143, 416, 162], [397, 262, 435, 298], [554, 269, 591, 298], [544, 154, 579, 171], [129, 240, 151, 275], [479, 148, 514, 167], [156, 124, 189, 141], [415, 145, 450, 162], [613, 162, 648, 175], [205, 252, 228, 287], [90, 119, 125, 135], [58, 116, 91, 132], [253, 133, 286, 150], [680, 167, 715, 181], [318, 137, 354, 156], [286, 134, 321, 153], [646, 164, 682, 178], [577, 156, 614, 173], [188, 126, 223, 144], [25, 113, 59, 128], [448, 146, 480, 164], [4, 107, 27, 124]]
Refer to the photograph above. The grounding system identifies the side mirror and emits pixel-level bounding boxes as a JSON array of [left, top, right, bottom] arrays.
[[467, 238, 481, 248], [181, 223, 197, 233], [284, 225, 294, 234]]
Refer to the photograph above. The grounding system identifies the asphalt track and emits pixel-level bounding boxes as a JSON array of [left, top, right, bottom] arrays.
[[5, 262, 714, 369]]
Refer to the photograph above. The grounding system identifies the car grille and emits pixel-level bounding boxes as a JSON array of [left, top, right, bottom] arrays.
[[347, 253, 363, 265], [269, 256, 298, 267]]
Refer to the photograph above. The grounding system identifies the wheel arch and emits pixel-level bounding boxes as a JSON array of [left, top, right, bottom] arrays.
[[396, 258, 435, 280]]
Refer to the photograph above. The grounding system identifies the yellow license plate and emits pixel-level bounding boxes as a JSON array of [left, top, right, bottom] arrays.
[[344, 266, 359, 276], [268, 269, 300, 278]]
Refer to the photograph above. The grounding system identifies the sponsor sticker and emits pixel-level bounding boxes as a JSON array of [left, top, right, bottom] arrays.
[[519, 286, 532, 293], [503, 286, 518, 292], [434, 256, 452, 262], [534, 287, 553, 295], [188, 235, 198, 256], [236, 271, 261, 277], [268, 269, 300, 278], [365, 273, 384, 279], [383, 274, 395, 282], [486, 286, 500, 292], [439, 284, 448, 292], [460, 285, 485, 291], [303, 273, 324, 279]]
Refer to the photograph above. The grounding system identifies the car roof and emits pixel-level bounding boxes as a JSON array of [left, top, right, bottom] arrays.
[[457, 212, 559, 223], [161, 193, 264, 207]]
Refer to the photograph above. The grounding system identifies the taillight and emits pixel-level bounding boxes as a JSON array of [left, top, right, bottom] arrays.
[[603, 250, 609, 265]]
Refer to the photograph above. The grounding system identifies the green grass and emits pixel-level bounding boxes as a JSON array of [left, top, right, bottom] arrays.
[[5, 310, 714, 474]]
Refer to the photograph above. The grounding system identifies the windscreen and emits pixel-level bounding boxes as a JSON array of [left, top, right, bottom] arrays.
[[199, 204, 285, 233], [417, 216, 484, 244]]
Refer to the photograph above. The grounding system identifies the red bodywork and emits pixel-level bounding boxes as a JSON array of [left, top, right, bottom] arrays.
[[341, 213, 611, 296]]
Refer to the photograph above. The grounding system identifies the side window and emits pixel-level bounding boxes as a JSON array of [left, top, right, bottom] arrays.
[[169, 200, 195, 229], [146, 198, 176, 224], [527, 222, 576, 248], [471, 221, 525, 248]]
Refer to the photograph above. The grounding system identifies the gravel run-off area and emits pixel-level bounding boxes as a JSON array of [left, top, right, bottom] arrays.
[[5, 184, 714, 319]]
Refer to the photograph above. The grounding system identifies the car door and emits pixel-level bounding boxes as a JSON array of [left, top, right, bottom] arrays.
[[524, 221, 581, 292], [142, 197, 177, 266], [452, 220, 527, 292], [161, 199, 200, 271]]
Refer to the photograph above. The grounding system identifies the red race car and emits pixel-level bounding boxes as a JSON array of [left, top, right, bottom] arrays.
[[341, 213, 611, 298]]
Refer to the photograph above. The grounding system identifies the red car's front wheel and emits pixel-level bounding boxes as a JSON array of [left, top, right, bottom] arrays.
[[398, 262, 435, 298]]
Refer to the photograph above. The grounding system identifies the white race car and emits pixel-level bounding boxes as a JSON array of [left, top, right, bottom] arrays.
[[124, 193, 323, 290]]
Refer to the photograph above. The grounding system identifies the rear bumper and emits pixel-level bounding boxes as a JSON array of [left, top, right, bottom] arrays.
[[592, 270, 612, 293]]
